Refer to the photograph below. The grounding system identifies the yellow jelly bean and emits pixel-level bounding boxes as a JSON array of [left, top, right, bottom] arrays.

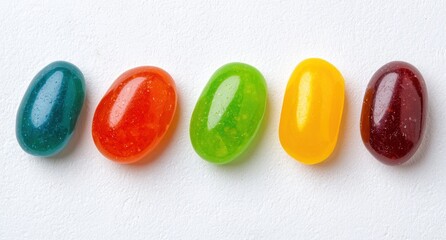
[[279, 58, 345, 164]]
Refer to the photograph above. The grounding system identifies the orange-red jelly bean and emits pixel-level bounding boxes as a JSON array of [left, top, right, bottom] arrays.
[[92, 66, 177, 164]]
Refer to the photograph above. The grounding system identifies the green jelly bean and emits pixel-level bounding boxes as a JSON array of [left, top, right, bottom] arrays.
[[190, 62, 267, 164], [16, 61, 86, 157]]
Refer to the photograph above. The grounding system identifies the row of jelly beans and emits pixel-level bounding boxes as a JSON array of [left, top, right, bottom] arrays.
[[16, 58, 427, 166]]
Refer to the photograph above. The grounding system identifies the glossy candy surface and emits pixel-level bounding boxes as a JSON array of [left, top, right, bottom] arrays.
[[92, 66, 177, 164], [360, 61, 427, 165], [279, 58, 345, 164], [190, 63, 267, 164], [16, 61, 86, 156]]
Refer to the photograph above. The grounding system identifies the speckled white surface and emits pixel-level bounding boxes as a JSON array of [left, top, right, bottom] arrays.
[[1, 0, 445, 239]]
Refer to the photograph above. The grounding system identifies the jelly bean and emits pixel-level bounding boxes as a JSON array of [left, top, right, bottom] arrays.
[[16, 61, 86, 157], [190, 63, 267, 164], [92, 66, 177, 164], [279, 58, 345, 164], [360, 61, 427, 165]]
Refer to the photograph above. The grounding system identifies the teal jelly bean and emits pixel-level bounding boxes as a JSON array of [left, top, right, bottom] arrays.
[[16, 61, 86, 157]]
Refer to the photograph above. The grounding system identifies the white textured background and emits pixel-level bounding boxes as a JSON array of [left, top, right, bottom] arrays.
[[1, 0, 445, 239]]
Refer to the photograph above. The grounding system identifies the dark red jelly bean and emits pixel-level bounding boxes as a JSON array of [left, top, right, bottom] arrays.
[[360, 61, 427, 165]]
